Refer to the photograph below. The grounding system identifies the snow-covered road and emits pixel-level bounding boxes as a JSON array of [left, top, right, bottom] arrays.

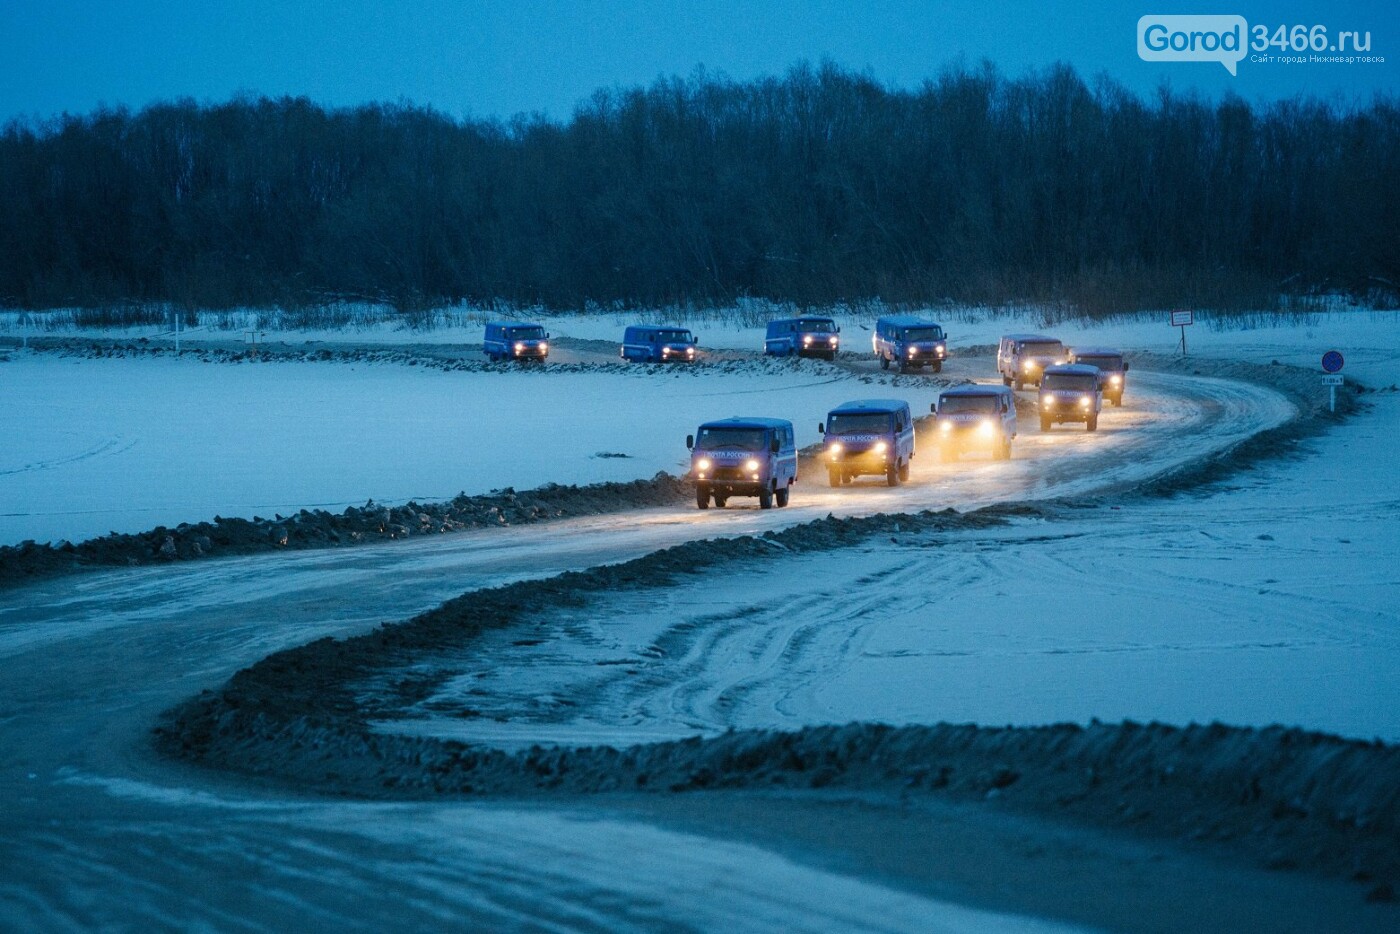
[[0, 361, 1301, 931]]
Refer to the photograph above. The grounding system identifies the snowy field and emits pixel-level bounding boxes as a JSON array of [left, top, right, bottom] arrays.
[[0, 357, 870, 545]]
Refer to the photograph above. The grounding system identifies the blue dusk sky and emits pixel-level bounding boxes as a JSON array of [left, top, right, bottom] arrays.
[[2, 0, 1396, 121]]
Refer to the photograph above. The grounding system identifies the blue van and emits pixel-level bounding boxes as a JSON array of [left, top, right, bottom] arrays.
[[818, 399, 915, 487], [620, 325, 698, 363], [483, 321, 549, 362], [764, 317, 840, 359], [1039, 363, 1103, 431], [933, 385, 1017, 461], [686, 417, 798, 509], [873, 315, 948, 372], [1067, 346, 1130, 406]]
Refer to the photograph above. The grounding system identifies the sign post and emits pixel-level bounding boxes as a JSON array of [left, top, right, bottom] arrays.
[[1170, 310, 1194, 354], [1321, 350, 1345, 413]]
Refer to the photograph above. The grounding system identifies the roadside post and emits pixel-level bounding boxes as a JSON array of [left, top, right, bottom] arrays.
[[19, 311, 29, 350], [1170, 310, 1193, 354], [1321, 350, 1345, 413], [172, 307, 181, 353]]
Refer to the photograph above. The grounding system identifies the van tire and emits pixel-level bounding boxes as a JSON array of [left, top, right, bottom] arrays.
[[759, 489, 774, 509], [897, 460, 910, 482], [886, 462, 899, 486], [1112, 395, 1123, 407], [1040, 416, 1052, 432], [696, 485, 711, 509], [1014, 377, 1024, 391], [1087, 415, 1098, 432], [1002, 375, 1012, 386], [880, 355, 890, 371], [828, 467, 841, 487], [932, 361, 943, 373], [776, 487, 790, 507], [996, 438, 1011, 460]]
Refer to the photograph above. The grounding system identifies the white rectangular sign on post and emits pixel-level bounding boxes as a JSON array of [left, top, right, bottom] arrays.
[[1321, 375, 1344, 386], [1170, 310, 1194, 327]]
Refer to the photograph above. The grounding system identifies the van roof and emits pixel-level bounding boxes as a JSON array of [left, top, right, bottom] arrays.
[[485, 320, 543, 329], [769, 316, 836, 326], [626, 324, 691, 333], [877, 315, 942, 328], [1070, 347, 1124, 357], [699, 417, 794, 431], [828, 398, 910, 415], [1043, 363, 1102, 377], [939, 384, 1013, 398], [1003, 333, 1061, 342]]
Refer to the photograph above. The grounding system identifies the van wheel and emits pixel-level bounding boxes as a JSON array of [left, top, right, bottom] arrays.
[[1112, 396, 1123, 407], [775, 487, 789, 507], [931, 361, 942, 373], [758, 489, 774, 509], [995, 438, 1011, 460], [886, 462, 899, 487], [714, 494, 728, 507], [1040, 416, 1052, 432], [897, 460, 910, 482], [1014, 377, 1024, 391], [1002, 375, 1012, 386], [696, 485, 711, 509], [828, 467, 841, 488], [880, 355, 890, 371], [1087, 415, 1098, 432]]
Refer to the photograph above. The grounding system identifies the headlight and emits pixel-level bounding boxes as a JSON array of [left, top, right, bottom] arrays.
[[662, 347, 671, 355], [803, 335, 813, 345], [939, 421, 952, 432], [514, 342, 524, 352], [1024, 361, 1035, 371], [828, 442, 844, 456], [873, 441, 888, 454], [539, 342, 548, 352], [978, 419, 995, 437], [1079, 395, 1091, 407], [1043, 397, 1055, 408], [828, 336, 838, 346], [696, 458, 712, 471], [936, 346, 945, 355], [744, 458, 761, 472], [687, 347, 695, 356], [908, 347, 918, 356], [1110, 375, 1121, 385]]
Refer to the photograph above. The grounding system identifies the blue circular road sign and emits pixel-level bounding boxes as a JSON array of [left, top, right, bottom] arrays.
[[1321, 350, 1344, 373]]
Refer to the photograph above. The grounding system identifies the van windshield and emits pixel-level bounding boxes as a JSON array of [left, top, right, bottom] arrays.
[[900, 326, 944, 342], [828, 413, 892, 434], [1075, 355, 1121, 371], [654, 329, 694, 343], [940, 395, 999, 414], [508, 326, 545, 340], [698, 427, 768, 450], [1020, 341, 1063, 356], [1042, 373, 1098, 392], [799, 319, 837, 333]]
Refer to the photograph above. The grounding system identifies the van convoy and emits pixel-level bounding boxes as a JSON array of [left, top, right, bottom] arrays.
[[475, 322, 1135, 509], [873, 315, 948, 372], [1068, 347, 1129, 406], [933, 385, 1016, 461], [620, 325, 699, 363], [818, 399, 915, 487], [687, 417, 798, 510], [764, 316, 841, 359]]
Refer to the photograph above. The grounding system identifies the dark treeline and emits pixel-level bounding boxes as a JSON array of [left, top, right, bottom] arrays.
[[2, 62, 1396, 312]]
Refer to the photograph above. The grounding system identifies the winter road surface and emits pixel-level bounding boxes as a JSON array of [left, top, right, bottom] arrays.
[[1, 366, 1298, 931]]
